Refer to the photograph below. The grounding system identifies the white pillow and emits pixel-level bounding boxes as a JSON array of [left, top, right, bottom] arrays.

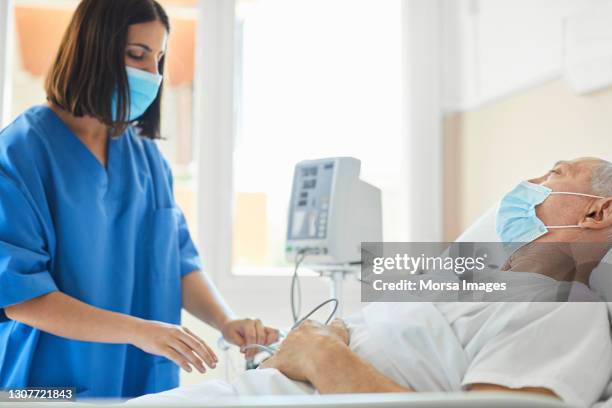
[[454, 202, 612, 301]]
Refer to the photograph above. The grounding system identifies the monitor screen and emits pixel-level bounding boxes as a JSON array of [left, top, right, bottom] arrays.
[[288, 162, 334, 240]]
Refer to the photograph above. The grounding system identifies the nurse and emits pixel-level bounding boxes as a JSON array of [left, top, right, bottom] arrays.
[[0, 0, 277, 399]]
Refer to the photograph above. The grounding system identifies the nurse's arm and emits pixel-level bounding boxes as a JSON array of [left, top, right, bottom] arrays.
[[5, 292, 140, 344], [182, 271, 279, 359], [181, 271, 235, 331], [4, 291, 218, 373]]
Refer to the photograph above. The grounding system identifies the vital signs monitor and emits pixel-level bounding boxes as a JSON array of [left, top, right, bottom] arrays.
[[285, 157, 382, 265]]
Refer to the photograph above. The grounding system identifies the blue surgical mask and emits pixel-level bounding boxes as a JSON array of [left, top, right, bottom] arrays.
[[112, 66, 162, 122], [496, 181, 603, 243]]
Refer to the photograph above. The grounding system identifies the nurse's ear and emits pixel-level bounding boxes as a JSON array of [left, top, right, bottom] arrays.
[[579, 197, 612, 230]]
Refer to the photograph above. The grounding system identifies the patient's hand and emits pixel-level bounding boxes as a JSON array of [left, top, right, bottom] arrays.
[[328, 318, 350, 345], [260, 319, 349, 382], [261, 319, 409, 394]]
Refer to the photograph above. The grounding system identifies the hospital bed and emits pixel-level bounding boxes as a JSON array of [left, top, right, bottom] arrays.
[[0, 392, 574, 407], [115, 204, 612, 407]]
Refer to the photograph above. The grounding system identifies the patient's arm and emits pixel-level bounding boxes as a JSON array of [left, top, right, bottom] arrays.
[[260, 320, 412, 394], [262, 320, 561, 397], [311, 354, 560, 396], [311, 355, 560, 396], [468, 384, 559, 399], [306, 341, 410, 394]]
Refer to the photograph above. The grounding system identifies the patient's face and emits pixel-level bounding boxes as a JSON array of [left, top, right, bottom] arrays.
[[529, 157, 602, 242]]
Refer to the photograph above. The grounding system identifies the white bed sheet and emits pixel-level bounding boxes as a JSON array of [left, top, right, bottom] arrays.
[[122, 392, 570, 408], [0, 392, 572, 408], [125, 368, 314, 405]]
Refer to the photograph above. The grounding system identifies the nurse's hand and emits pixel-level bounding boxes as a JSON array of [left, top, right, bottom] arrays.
[[130, 320, 218, 373], [220, 318, 279, 360]]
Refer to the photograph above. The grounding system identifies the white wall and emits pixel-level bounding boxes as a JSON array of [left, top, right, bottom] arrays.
[[441, 0, 612, 112], [402, 0, 443, 241]]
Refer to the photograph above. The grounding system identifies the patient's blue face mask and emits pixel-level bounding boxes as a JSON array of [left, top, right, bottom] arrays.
[[112, 66, 162, 122], [496, 181, 603, 243]]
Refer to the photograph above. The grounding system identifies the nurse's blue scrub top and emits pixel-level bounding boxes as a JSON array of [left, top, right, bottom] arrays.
[[0, 106, 202, 398]]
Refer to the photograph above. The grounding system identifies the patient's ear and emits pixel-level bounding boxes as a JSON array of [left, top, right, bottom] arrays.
[[580, 198, 612, 229]]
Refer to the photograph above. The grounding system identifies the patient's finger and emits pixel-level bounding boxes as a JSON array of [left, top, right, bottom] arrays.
[[170, 339, 205, 373], [178, 331, 216, 369], [293, 319, 310, 330], [165, 347, 193, 373], [184, 327, 218, 363], [329, 318, 349, 344], [301, 319, 322, 328], [330, 318, 345, 327], [294, 319, 321, 333], [331, 318, 348, 331]]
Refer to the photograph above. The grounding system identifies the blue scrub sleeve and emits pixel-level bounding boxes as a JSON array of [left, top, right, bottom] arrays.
[[0, 173, 56, 321], [176, 208, 202, 277], [160, 158, 203, 277]]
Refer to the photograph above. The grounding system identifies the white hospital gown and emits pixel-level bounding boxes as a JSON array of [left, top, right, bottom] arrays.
[[128, 277, 612, 408], [350, 301, 612, 407]]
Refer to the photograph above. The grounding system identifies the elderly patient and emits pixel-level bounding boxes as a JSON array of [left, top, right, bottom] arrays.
[[131, 157, 612, 408]]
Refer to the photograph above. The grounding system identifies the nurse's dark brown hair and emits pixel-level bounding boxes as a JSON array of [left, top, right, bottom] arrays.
[[45, 0, 170, 139]]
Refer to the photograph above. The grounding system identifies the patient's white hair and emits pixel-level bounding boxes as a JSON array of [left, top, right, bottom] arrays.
[[591, 160, 612, 197]]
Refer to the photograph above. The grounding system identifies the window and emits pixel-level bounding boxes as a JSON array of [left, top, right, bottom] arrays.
[[232, 0, 404, 275], [9, 0, 199, 237]]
